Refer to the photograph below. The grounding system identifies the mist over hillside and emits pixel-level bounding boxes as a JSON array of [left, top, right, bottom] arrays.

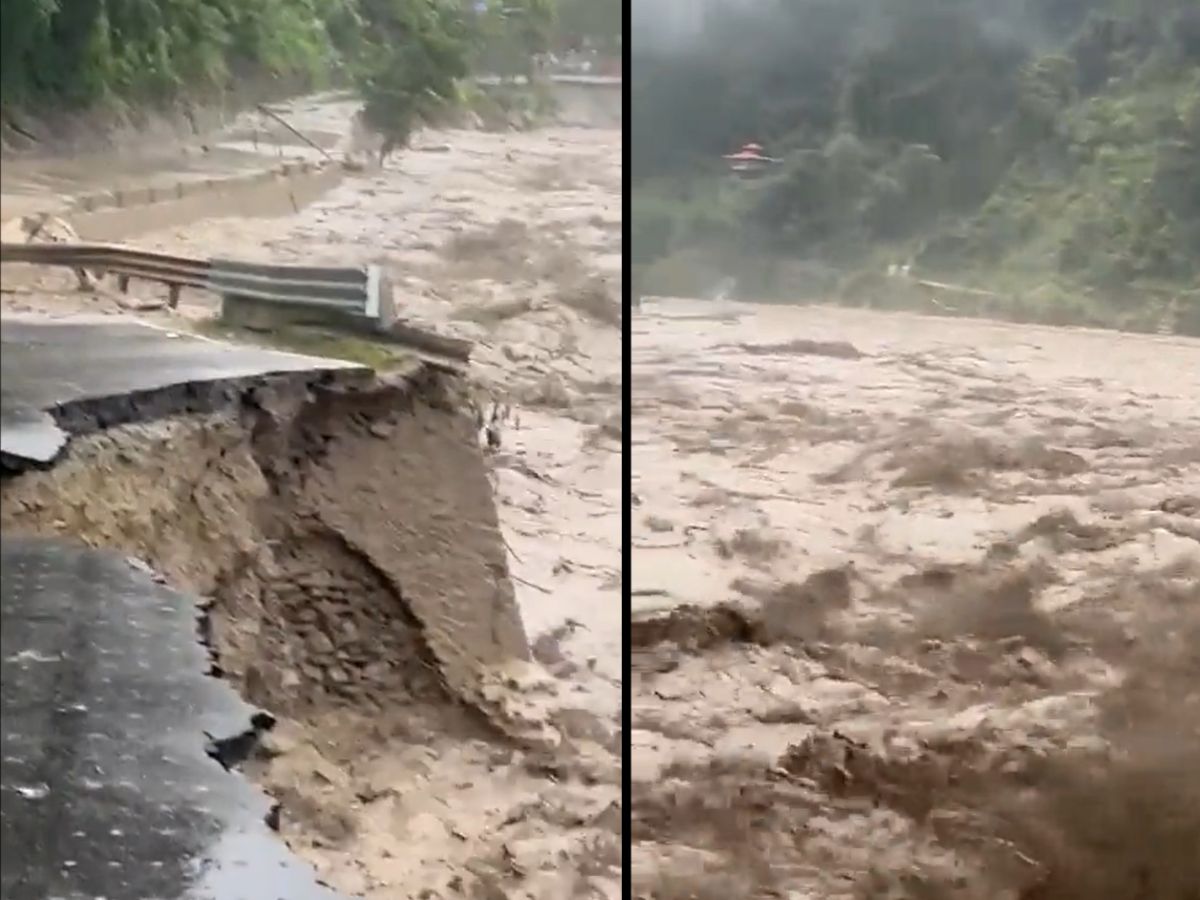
[[631, 0, 1200, 332]]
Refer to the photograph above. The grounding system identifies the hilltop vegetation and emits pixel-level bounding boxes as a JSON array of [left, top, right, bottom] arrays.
[[1, 0, 350, 111], [632, 0, 1200, 332], [0, 0, 620, 147]]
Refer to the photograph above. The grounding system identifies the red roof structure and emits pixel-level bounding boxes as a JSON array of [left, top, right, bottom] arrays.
[[722, 142, 780, 174]]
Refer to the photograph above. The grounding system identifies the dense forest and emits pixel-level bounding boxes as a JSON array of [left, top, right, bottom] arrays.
[[0, 0, 620, 140], [632, 0, 1200, 332]]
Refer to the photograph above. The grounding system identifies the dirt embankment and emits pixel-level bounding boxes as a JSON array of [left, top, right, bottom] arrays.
[[1, 364, 617, 897], [631, 298, 1200, 899]]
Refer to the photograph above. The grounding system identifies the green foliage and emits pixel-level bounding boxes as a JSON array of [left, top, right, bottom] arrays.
[[1016, 55, 1078, 143], [0, 0, 347, 111], [630, 192, 680, 265], [0, 0, 561, 144], [633, 0, 1200, 324], [348, 0, 570, 147], [351, 0, 472, 147]]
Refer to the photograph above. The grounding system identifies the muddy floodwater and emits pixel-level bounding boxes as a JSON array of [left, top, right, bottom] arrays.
[[3, 97, 621, 899], [631, 297, 1199, 899]]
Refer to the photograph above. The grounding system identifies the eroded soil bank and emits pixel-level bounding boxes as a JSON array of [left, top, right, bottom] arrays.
[[1, 364, 617, 898], [631, 298, 1200, 899]]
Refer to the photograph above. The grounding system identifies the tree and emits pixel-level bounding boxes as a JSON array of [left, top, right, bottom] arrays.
[[352, 0, 472, 149], [1, 0, 59, 105], [1, 0, 337, 113]]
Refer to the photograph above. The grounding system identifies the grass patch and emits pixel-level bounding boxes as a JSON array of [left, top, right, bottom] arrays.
[[196, 319, 415, 371]]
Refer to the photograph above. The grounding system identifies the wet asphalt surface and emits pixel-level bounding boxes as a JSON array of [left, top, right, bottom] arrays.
[[1, 319, 356, 898], [0, 537, 347, 900], [0, 318, 365, 468]]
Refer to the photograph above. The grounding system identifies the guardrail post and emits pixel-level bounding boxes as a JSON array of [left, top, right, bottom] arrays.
[[2, 240, 473, 361]]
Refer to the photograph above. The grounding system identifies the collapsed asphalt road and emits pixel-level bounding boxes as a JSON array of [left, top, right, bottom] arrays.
[[0, 305, 615, 898], [0, 317, 367, 470], [0, 318, 371, 899]]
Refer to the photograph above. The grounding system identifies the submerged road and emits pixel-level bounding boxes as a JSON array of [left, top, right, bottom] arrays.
[[0, 317, 359, 898], [0, 317, 367, 468]]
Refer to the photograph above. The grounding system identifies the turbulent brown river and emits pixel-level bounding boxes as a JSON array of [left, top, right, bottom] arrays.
[[631, 297, 1199, 899]]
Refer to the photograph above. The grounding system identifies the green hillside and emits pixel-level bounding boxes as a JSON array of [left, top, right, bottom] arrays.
[[0, 0, 619, 146], [632, 0, 1200, 332]]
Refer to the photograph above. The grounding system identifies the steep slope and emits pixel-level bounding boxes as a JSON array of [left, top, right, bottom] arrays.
[[632, 0, 1200, 330]]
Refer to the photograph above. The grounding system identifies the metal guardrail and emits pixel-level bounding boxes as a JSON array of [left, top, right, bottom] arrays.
[[1, 241, 210, 307], [1, 240, 473, 362], [209, 259, 383, 319]]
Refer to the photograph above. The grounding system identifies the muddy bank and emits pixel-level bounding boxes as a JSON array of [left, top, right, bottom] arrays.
[[0, 364, 619, 896], [0, 77, 326, 159], [1, 360, 529, 707], [631, 298, 1200, 899], [550, 80, 622, 130], [0, 93, 350, 227]]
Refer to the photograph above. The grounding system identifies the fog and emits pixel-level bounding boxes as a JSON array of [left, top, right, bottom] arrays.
[[632, 0, 1076, 56], [630, 0, 1198, 333]]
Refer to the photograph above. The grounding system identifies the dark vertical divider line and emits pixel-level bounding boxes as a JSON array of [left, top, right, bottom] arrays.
[[620, 0, 633, 895]]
